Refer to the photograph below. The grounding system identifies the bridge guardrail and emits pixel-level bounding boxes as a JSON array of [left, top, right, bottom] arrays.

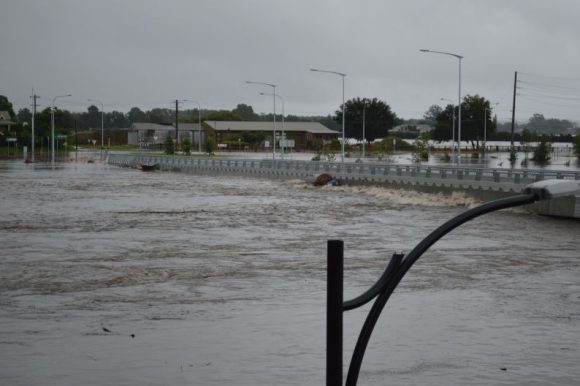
[[107, 154, 580, 190]]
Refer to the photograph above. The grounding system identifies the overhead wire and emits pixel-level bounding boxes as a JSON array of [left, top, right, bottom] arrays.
[[515, 72, 580, 122]]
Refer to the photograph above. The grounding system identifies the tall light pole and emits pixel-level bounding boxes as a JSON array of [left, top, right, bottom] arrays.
[[30, 90, 39, 162], [51, 94, 71, 164], [183, 100, 202, 153], [441, 97, 456, 162], [246, 80, 276, 160], [362, 99, 368, 159], [484, 102, 499, 149], [260, 92, 285, 159], [310, 68, 346, 162], [88, 98, 104, 158], [420, 49, 463, 163]]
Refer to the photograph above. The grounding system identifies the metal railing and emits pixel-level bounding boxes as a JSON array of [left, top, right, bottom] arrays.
[[108, 154, 580, 192]]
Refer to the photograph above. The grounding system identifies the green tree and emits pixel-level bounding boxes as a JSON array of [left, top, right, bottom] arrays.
[[205, 111, 241, 121], [164, 135, 175, 154], [34, 108, 52, 139], [148, 108, 172, 124], [527, 114, 572, 134], [182, 137, 192, 155], [239, 131, 266, 149], [432, 104, 455, 141], [106, 111, 130, 129], [86, 105, 101, 128], [574, 135, 580, 160], [0, 95, 15, 118], [17, 108, 32, 124], [434, 95, 495, 148], [532, 135, 552, 164], [232, 104, 258, 120], [335, 97, 397, 142], [128, 107, 146, 124], [460, 95, 496, 148], [205, 138, 214, 155], [413, 132, 431, 162], [423, 104, 443, 126]]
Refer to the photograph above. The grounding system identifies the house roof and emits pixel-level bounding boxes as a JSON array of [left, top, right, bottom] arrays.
[[130, 122, 174, 131], [391, 123, 433, 133], [0, 111, 15, 125], [205, 121, 338, 135], [130, 122, 201, 131], [178, 123, 201, 131]]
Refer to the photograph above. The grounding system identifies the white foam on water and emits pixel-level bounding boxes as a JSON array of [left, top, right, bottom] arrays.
[[287, 179, 482, 208]]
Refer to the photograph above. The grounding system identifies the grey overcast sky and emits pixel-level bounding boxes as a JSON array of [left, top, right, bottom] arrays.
[[2, 0, 580, 122]]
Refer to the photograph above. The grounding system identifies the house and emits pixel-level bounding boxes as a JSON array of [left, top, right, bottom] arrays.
[[0, 111, 16, 143], [390, 123, 433, 136], [0, 111, 15, 130], [203, 121, 338, 150], [127, 122, 203, 148]]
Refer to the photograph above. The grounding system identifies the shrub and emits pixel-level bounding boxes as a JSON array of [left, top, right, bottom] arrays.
[[532, 135, 552, 165], [182, 137, 192, 155], [164, 135, 174, 155]]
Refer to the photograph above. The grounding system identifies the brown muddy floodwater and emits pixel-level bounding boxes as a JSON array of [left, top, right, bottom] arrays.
[[0, 160, 579, 386]]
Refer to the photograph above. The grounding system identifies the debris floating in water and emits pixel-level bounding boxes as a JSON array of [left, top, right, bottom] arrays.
[[313, 173, 338, 187]]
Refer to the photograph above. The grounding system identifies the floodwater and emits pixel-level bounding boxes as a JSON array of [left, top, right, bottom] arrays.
[[1, 160, 579, 386], [208, 145, 580, 172]]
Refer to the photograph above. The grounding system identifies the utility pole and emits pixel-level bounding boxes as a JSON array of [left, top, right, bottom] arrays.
[[510, 71, 518, 152], [30, 91, 39, 162], [74, 120, 78, 162], [175, 99, 179, 149]]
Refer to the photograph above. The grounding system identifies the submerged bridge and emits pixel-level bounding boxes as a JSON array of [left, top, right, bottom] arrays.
[[107, 153, 580, 218]]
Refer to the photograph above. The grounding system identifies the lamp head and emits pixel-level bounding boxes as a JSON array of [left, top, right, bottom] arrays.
[[524, 179, 580, 200]]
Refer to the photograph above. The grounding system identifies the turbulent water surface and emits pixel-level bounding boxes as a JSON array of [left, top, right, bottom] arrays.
[[0, 160, 579, 386]]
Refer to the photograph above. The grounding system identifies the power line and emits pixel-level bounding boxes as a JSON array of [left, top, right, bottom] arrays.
[[518, 71, 580, 83]]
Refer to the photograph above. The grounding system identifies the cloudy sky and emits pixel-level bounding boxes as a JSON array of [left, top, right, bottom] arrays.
[[2, 0, 580, 122]]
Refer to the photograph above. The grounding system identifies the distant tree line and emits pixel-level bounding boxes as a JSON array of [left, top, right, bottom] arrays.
[[2, 93, 578, 152], [495, 113, 578, 135]]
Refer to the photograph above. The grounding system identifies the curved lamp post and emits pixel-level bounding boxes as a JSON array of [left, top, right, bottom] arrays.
[[260, 92, 285, 159], [310, 68, 346, 162], [246, 80, 276, 160], [51, 94, 71, 164], [420, 49, 463, 163], [326, 179, 580, 385]]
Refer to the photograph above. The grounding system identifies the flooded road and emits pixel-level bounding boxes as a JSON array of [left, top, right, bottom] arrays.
[[1, 160, 579, 386]]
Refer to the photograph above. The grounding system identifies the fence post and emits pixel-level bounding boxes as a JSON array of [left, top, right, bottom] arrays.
[[327, 240, 344, 386]]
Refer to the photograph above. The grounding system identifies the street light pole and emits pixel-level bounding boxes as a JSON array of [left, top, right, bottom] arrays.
[[88, 98, 104, 158], [420, 49, 463, 163], [183, 100, 203, 153], [440, 97, 456, 162], [51, 94, 71, 164], [310, 68, 347, 162], [260, 92, 285, 159], [484, 102, 499, 150], [30, 90, 39, 162], [362, 99, 368, 159], [247, 81, 276, 160]]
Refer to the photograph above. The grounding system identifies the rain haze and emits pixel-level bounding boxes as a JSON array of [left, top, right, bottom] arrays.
[[2, 0, 580, 122]]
